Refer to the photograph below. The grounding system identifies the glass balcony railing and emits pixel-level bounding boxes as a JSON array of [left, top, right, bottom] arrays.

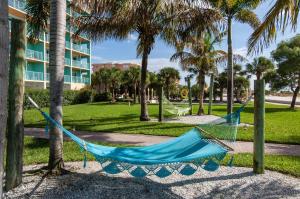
[[72, 60, 89, 69], [72, 43, 89, 54], [72, 10, 81, 19], [25, 71, 44, 81], [26, 49, 44, 61], [46, 73, 72, 83], [65, 58, 71, 65], [9, 0, 26, 12], [66, 41, 71, 48], [72, 76, 89, 84]]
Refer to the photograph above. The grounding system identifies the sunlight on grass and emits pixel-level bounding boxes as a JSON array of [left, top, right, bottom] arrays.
[[24, 102, 300, 144]]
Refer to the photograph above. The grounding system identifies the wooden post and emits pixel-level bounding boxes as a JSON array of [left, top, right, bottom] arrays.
[[6, 18, 26, 190], [253, 79, 265, 174], [158, 86, 163, 122], [187, 77, 192, 115], [208, 73, 214, 115]]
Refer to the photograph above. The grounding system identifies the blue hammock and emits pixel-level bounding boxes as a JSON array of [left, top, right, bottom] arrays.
[[29, 97, 247, 178]]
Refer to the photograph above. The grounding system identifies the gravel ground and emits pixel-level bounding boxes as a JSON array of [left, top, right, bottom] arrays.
[[4, 162, 300, 199]]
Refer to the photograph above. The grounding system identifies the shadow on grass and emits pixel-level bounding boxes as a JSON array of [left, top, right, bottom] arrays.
[[21, 169, 300, 199]]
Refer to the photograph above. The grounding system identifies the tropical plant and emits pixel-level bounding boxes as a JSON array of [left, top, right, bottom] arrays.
[[210, 0, 260, 114], [171, 33, 232, 115], [234, 76, 250, 102], [215, 71, 227, 102], [124, 66, 140, 103], [26, 0, 66, 173], [266, 35, 300, 109], [158, 67, 180, 99], [0, 0, 9, 195], [248, 0, 300, 54], [76, 0, 221, 121], [109, 67, 122, 102], [246, 56, 274, 80]]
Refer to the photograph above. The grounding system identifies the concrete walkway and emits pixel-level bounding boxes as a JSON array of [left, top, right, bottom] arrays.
[[25, 128, 300, 157]]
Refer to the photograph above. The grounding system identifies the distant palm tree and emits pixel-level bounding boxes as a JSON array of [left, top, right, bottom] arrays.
[[0, 0, 9, 195], [26, 0, 66, 173], [76, 0, 220, 121], [124, 66, 140, 103], [171, 34, 229, 115], [246, 57, 274, 80], [158, 67, 180, 99], [210, 0, 261, 114], [110, 67, 122, 102], [248, 0, 300, 53]]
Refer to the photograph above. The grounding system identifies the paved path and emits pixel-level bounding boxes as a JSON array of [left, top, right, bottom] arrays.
[[25, 128, 300, 156]]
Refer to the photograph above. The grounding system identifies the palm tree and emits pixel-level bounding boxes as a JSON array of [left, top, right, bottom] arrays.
[[110, 67, 122, 102], [76, 0, 220, 121], [26, 0, 66, 173], [124, 66, 140, 103], [210, 0, 260, 114], [158, 67, 180, 99], [171, 34, 229, 115], [0, 0, 9, 195], [246, 56, 274, 80], [248, 0, 300, 53]]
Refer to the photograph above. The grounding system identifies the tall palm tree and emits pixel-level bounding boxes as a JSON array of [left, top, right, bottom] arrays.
[[0, 0, 9, 196], [110, 67, 122, 102], [246, 56, 274, 80], [171, 34, 229, 115], [209, 0, 260, 114], [248, 0, 300, 53], [26, 0, 66, 173], [158, 67, 180, 99], [76, 0, 220, 121]]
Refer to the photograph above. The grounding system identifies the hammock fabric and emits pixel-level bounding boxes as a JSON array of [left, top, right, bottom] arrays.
[[162, 96, 191, 116], [32, 97, 247, 178]]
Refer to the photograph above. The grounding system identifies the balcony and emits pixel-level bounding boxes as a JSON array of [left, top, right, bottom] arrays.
[[72, 60, 89, 69], [72, 76, 89, 84], [25, 71, 44, 81], [72, 43, 89, 54], [46, 55, 71, 66], [9, 0, 26, 12], [46, 73, 71, 83], [66, 41, 71, 49], [72, 10, 81, 19], [26, 49, 44, 61]]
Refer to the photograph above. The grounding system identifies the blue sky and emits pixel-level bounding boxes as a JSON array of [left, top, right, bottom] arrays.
[[91, 0, 300, 85]]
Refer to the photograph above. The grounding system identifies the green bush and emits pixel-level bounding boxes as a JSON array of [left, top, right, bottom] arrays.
[[24, 89, 80, 109], [73, 88, 92, 104], [92, 92, 112, 102]]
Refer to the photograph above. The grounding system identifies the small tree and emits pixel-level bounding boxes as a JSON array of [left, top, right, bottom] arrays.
[[267, 35, 300, 109], [246, 56, 274, 80], [158, 67, 180, 100]]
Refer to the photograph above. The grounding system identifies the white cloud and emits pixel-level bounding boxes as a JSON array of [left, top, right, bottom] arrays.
[[233, 47, 248, 58], [92, 56, 105, 62], [127, 34, 138, 42]]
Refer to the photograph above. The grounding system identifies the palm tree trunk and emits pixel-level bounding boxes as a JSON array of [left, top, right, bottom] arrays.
[[140, 50, 150, 121], [256, 72, 262, 80], [197, 70, 205, 115], [220, 87, 224, 102], [227, 16, 234, 115], [5, 19, 25, 191], [134, 83, 137, 104], [291, 75, 300, 109], [48, 0, 66, 173], [0, 1, 9, 196]]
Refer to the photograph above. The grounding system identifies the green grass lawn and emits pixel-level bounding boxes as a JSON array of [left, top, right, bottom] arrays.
[[24, 102, 300, 144], [24, 137, 300, 177]]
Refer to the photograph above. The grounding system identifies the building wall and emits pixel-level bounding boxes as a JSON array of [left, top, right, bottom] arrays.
[[8, 0, 92, 90]]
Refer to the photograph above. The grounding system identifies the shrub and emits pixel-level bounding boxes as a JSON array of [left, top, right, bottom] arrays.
[[73, 88, 92, 104], [92, 92, 112, 102], [24, 89, 80, 109]]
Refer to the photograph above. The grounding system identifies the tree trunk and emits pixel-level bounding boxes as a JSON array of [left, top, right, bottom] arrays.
[[5, 19, 25, 191], [227, 16, 234, 115], [134, 83, 137, 104], [256, 72, 262, 80], [140, 51, 150, 121], [0, 1, 9, 196], [208, 73, 214, 115], [48, 0, 66, 173], [197, 70, 205, 115], [291, 76, 300, 109], [220, 87, 224, 102]]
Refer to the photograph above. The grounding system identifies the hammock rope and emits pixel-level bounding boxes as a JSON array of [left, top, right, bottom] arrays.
[[162, 96, 191, 116], [27, 96, 250, 178]]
